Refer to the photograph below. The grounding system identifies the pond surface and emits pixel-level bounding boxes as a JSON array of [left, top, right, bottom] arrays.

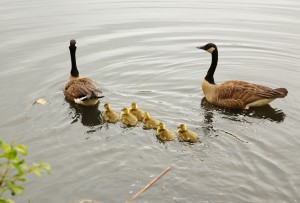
[[1, 0, 300, 202]]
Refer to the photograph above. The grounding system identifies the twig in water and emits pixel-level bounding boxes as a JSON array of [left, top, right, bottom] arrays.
[[217, 129, 248, 143], [126, 165, 172, 202]]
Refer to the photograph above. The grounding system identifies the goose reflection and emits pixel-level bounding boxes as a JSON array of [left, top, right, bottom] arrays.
[[67, 100, 104, 127], [201, 97, 286, 123]]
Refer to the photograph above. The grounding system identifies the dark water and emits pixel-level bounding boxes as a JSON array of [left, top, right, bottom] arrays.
[[1, 0, 300, 202]]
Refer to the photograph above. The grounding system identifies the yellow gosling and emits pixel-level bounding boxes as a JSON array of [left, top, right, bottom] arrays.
[[103, 103, 119, 123], [156, 123, 174, 141], [129, 102, 144, 121], [143, 112, 160, 129], [177, 124, 199, 143], [120, 107, 138, 126]]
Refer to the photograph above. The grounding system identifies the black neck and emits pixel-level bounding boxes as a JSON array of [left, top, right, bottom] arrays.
[[205, 50, 218, 84], [69, 46, 79, 77]]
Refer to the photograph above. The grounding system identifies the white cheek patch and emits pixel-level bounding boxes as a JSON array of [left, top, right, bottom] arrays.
[[207, 47, 215, 53]]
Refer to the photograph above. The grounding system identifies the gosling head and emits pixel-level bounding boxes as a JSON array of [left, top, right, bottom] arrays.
[[158, 122, 165, 130], [104, 103, 111, 111], [131, 102, 138, 110], [197, 43, 217, 53], [144, 112, 150, 119], [121, 107, 130, 114], [178, 124, 187, 131]]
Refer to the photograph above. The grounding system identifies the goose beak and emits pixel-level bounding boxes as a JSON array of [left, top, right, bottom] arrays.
[[197, 46, 205, 50]]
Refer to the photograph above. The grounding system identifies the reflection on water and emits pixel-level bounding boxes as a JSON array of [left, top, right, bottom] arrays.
[[67, 100, 104, 128], [201, 97, 286, 123]]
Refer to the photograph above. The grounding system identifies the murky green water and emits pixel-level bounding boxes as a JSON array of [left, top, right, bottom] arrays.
[[1, 0, 299, 202]]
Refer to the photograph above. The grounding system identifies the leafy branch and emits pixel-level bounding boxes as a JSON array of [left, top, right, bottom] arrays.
[[0, 139, 51, 203]]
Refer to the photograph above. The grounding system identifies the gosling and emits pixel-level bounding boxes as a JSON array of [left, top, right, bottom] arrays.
[[103, 103, 119, 123], [177, 124, 199, 143], [143, 112, 160, 129], [120, 108, 138, 126], [129, 102, 144, 121], [156, 123, 174, 141]]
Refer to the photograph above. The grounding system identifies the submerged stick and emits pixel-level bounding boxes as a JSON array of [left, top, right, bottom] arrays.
[[127, 165, 172, 202], [219, 129, 248, 143]]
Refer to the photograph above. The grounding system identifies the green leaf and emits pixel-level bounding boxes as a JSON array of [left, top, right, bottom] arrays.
[[1, 144, 12, 153], [0, 198, 15, 203], [0, 187, 6, 193], [22, 163, 29, 170], [31, 168, 41, 177], [8, 184, 24, 196], [40, 162, 51, 171], [0, 140, 3, 147], [15, 145, 27, 156], [0, 197, 15, 203], [12, 163, 23, 174], [4, 150, 17, 160], [33, 162, 51, 175], [17, 177, 26, 182], [14, 159, 25, 166]]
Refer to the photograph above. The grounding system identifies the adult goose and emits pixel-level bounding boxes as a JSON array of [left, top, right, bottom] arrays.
[[198, 43, 288, 110], [64, 40, 103, 106]]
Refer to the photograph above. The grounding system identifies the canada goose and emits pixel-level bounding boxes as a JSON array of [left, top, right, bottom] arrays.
[[197, 43, 288, 109], [120, 108, 138, 126], [64, 40, 104, 106], [177, 124, 199, 143], [156, 123, 174, 141], [143, 112, 160, 129], [103, 103, 119, 123], [129, 103, 144, 121]]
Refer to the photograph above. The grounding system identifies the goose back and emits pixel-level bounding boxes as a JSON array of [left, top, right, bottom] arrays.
[[64, 78, 102, 101], [202, 79, 288, 109]]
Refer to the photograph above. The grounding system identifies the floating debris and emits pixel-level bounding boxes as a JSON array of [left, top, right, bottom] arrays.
[[33, 98, 47, 105], [127, 165, 172, 202]]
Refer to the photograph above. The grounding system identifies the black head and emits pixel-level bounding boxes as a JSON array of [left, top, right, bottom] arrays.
[[69, 39, 77, 50], [197, 43, 218, 53], [70, 39, 76, 46]]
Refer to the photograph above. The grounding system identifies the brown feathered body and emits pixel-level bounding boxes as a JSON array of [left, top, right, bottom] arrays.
[[64, 77, 103, 106], [202, 79, 288, 109], [198, 43, 288, 110]]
